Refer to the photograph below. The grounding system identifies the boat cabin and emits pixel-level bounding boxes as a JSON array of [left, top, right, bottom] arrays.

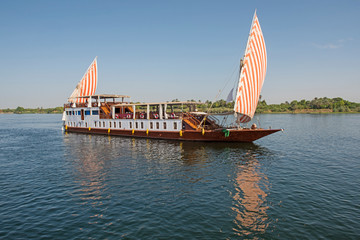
[[63, 94, 221, 132]]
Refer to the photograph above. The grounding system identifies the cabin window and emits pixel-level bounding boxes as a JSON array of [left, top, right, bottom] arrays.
[[130, 122, 132, 128], [150, 122, 153, 129], [156, 122, 159, 129], [85, 110, 90, 115], [72, 111, 75, 115], [109, 122, 112, 128], [73, 122, 75, 126], [141, 122, 144, 129], [114, 122, 116, 128], [135, 122, 138, 129], [119, 122, 122, 128], [103, 122, 105, 128], [92, 110, 99, 115], [94, 121, 97, 127], [174, 122, 177, 130], [66, 111, 69, 115], [163, 122, 166, 129], [78, 111, 81, 115], [85, 122, 88, 127]]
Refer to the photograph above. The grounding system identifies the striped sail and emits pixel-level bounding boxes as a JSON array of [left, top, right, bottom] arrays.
[[234, 12, 267, 123], [69, 57, 98, 103]]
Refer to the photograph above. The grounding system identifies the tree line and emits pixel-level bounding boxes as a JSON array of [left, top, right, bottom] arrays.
[[0, 107, 64, 114], [196, 97, 360, 113], [1, 97, 359, 114], [256, 97, 360, 113]]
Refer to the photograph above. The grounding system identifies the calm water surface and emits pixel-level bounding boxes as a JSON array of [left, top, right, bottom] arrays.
[[0, 114, 359, 239]]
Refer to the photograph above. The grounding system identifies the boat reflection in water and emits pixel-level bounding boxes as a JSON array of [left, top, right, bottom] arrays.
[[63, 133, 112, 226], [231, 148, 270, 237], [176, 141, 271, 237], [173, 142, 272, 237], [63, 133, 272, 237]]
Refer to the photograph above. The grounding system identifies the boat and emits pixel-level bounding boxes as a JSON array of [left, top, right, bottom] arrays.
[[62, 11, 282, 142]]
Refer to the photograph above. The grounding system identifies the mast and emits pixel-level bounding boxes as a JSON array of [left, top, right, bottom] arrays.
[[234, 58, 244, 121]]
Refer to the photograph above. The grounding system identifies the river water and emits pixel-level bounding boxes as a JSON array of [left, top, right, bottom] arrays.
[[0, 114, 359, 239]]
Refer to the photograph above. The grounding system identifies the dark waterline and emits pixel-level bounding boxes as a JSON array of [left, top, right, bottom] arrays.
[[0, 114, 359, 239]]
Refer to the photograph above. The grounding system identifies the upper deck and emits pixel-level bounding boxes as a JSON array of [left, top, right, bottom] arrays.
[[64, 94, 221, 130]]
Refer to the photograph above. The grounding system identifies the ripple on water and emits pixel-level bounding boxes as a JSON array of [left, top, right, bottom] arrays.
[[0, 114, 359, 239]]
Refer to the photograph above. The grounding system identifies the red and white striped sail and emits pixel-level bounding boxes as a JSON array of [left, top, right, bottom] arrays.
[[234, 11, 267, 123], [69, 57, 98, 103]]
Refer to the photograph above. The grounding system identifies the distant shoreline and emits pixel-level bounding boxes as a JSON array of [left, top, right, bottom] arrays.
[[1, 97, 359, 114], [1, 111, 359, 115]]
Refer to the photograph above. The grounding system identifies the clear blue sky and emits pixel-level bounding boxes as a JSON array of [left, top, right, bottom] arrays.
[[1, 0, 359, 108]]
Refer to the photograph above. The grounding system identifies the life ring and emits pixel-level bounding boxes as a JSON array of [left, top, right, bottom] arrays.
[[126, 114, 131, 119], [170, 113, 175, 119], [154, 113, 159, 119], [140, 113, 145, 119]]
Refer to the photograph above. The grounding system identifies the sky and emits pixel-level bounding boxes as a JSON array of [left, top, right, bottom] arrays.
[[0, 0, 359, 108]]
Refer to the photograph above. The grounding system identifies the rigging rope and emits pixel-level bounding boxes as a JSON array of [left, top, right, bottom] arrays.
[[206, 59, 240, 114]]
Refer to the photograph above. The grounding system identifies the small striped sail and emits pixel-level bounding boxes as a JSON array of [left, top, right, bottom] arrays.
[[234, 11, 267, 123], [69, 57, 98, 103]]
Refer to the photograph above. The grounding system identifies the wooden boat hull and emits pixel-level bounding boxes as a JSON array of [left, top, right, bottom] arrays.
[[65, 127, 281, 142]]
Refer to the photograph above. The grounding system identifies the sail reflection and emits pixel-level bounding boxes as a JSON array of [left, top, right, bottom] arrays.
[[231, 150, 270, 236]]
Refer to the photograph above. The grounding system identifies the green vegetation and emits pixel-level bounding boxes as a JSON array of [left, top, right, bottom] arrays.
[[0, 107, 64, 114], [1, 97, 359, 114], [255, 97, 360, 113], [197, 97, 360, 114]]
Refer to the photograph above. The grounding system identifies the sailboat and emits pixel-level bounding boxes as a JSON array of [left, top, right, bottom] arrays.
[[62, 11, 281, 142]]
